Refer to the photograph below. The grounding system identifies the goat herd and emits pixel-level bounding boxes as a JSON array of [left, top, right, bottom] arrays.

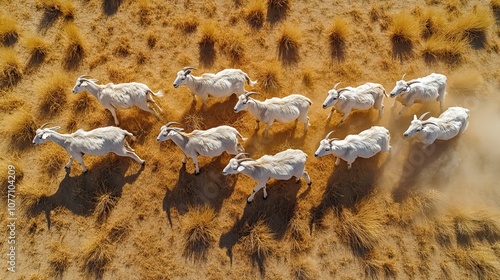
[[32, 68, 470, 202]]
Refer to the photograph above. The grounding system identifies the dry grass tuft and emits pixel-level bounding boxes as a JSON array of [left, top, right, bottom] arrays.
[[245, 0, 265, 29], [63, 23, 86, 70], [389, 13, 420, 59], [219, 32, 246, 63], [81, 237, 113, 279], [183, 113, 205, 131], [72, 92, 98, 115], [136, 0, 152, 26], [182, 205, 216, 261], [277, 24, 301, 65], [0, 94, 25, 112], [450, 208, 500, 246], [24, 35, 50, 68], [0, 16, 19, 46], [0, 48, 22, 88], [37, 72, 70, 117], [267, 0, 289, 24], [450, 246, 500, 279], [492, 0, 500, 23], [1, 109, 37, 151], [199, 21, 219, 67], [241, 219, 276, 260], [93, 190, 119, 222], [39, 149, 66, 177], [48, 242, 70, 279], [146, 32, 158, 49], [419, 8, 447, 39], [420, 34, 467, 65], [106, 220, 130, 243], [258, 61, 282, 93], [447, 8, 493, 49], [291, 257, 318, 280], [327, 18, 349, 61], [37, 0, 75, 20], [175, 13, 199, 33], [113, 36, 131, 57], [287, 216, 311, 253]]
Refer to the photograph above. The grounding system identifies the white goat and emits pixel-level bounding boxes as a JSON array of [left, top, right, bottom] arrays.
[[32, 123, 145, 173], [314, 126, 391, 169], [157, 122, 247, 175], [323, 82, 387, 124], [72, 75, 164, 125], [222, 149, 312, 203], [234, 92, 312, 135], [389, 73, 447, 115], [403, 107, 470, 147], [172, 66, 257, 105]]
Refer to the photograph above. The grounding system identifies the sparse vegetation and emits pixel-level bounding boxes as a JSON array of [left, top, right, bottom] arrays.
[[0, 48, 22, 88], [175, 13, 199, 33], [94, 190, 119, 222], [63, 23, 86, 70], [291, 257, 318, 280], [241, 220, 276, 260], [245, 0, 265, 29], [447, 8, 493, 49], [328, 18, 349, 61], [199, 21, 219, 67], [0, 16, 19, 46], [420, 34, 467, 65], [219, 32, 245, 63], [37, 72, 70, 117], [81, 238, 113, 279], [48, 242, 70, 279], [182, 205, 216, 261], [389, 13, 420, 59], [258, 61, 282, 93], [37, 0, 75, 20], [24, 35, 50, 67], [277, 24, 301, 65], [2, 109, 37, 151]]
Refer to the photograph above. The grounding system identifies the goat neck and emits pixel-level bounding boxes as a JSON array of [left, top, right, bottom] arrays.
[[245, 98, 267, 120]]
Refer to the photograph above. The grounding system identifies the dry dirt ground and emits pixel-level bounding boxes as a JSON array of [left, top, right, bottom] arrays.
[[1, 0, 500, 279]]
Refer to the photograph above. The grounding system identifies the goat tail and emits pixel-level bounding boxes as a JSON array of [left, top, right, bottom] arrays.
[[236, 131, 248, 141], [151, 90, 164, 97], [124, 130, 137, 141], [245, 73, 258, 87]]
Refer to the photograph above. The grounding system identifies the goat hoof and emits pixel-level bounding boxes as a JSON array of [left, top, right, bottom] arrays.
[[247, 199, 252, 204], [308, 182, 312, 186], [263, 195, 268, 200], [64, 166, 70, 170], [82, 170, 88, 174], [195, 172, 200, 176], [141, 161, 146, 166], [295, 179, 300, 184]]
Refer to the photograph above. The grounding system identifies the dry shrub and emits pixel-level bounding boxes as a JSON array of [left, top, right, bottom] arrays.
[[24, 35, 49, 67], [420, 34, 467, 65], [48, 242, 70, 279], [328, 18, 349, 61], [136, 0, 152, 26], [93, 190, 118, 222], [419, 8, 447, 39], [241, 219, 276, 260], [37, 0, 75, 20], [174, 13, 199, 33], [267, 0, 289, 24], [0, 48, 22, 88], [0, 16, 19, 46], [39, 149, 66, 177], [451, 208, 500, 246], [199, 21, 219, 67], [182, 205, 216, 261], [245, 0, 265, 29], [258, 60, 281, 93], [389, 13, 420, 59], [63, 23, 85, 70], [277, 24, 301, 65], [146, 32, 158, 48], [450, 246, 500, 279], [447, 8, 493, 49], [113, 36, 130, 57], [287, 216, 311, 253], [183, 113, 205, 131], [1, 109, 37, 151], [81, 237, 113, 279], [219, 32, 245, 63], [37, 72, 70, 117], [291, 257, 318, 280]]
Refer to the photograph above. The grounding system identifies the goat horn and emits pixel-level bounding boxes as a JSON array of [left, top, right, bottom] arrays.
[[245, 91, 259, 97], [329, 138, 339, 143], [325, 130, 335, 140], [419, 112, 431, 120], [164, 122, 183, 128], [407, 80, 421, 86], [423, 121, 439, 126], [234, 153, 250, 159], [78, 74, 92, 80], [182, 66, 197, 72], [338, 88, 350, 94], [401, 73, 407, 80], [39, 122, 54, 129], [333, 82, 341, 89], [237, 157, 253, 163]]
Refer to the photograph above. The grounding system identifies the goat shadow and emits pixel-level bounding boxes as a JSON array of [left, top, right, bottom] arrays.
[[180, 95, 243, 129], [219, 178, 308, 276], [103, 0, 123, 16], [391, 137, 460, 203], [162, 156, 237, 227], [309, 152, 387, 235], [27, 157, 143, 229], [244, 122, 307, 156]]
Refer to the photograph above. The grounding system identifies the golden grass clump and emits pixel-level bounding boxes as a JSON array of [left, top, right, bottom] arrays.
[[174, 13, 199, 33], [37, 0, 75, 20], [0, 94, 25, 113], [451, 208, 500, 246], [0, 16, 19, 46], [245, 0, 265, 29], [24, 35, 50, 67], [183, 113, 205, 131], [39, 149, 66, 177], [389, 13, 420, 59], [136, 0, 152, 26], [492, 0, 500, 23], [267, 0, 290, 22], [447, 8, 493, 49], [199, 21, 219, 67], [106, 220, 130, 243], [327, 18, 349, 61], [0, 48, 22, 88], [37, 72, 70, 117], [48, 242, 70, 279], [337, 207, 383, 256], [258, 61, 282, 93], [277, 24, 301, 65], [182, 205, 216, 260], [63, 23, 86, 70], [419, 8, 448, 39], [219, 32, 245, 63], [286, 216, 311, 253], [241, 219, 276, 259], [291, 257, 318, 280], [1, 110, 37, 151], [450, 246, 500, 279], [72, 92, 98, 115], [93, 191, 119, 222], [420, 34, 467, 65], [81, 238, 113, 279]]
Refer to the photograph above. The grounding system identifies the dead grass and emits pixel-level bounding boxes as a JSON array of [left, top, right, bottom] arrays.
[[245, 0, 265, 29], [419, 7, 448, 39], [447, 8, 493, 49], [24, 35, 50, 68], [63, 23, 86, 70], [81, 237, 113, 279], [0, 48, 22, 88], [492, 0, 500, 23], [450, 208, 500, 247], [267, 0, 289, 24], [37, 71, 70, 117], [327, 18, 349, 61], [240, 219, 276, 260], [199, 21, 219, 67], [450, 246, 500, 279], [0, 157, 24, 194], [290, 257, 318, 280], [0, 16, 19, 46], [420, 34, 467, 65], [174, 13, 199, 33], [182, 205, 216, 261], [106, 219, 130, 243], [37, 0, 75, 20], [39, 149, 66, 177], [388, 190, 442, 226], [48, 242, 70, 279], [277, 24, 301, 65], [136, 0, 152, 26], [0, 94, 25, 113], [258, 60, 282, 94], [389, 13, 420, 60], [1, 109, 37, 151], [448, 67, 485, 96], [219, 32, 246, 64], [93, 189, 119, 223], [286, 215, 311, 254], [183, 113, 205, 131]]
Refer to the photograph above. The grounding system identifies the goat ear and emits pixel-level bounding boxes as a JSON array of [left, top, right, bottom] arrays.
[[237, 165, 245, 172], [413, 114, 417, 121], [42, 133, 49, 140], [89, 79, 99, 83], [49, 126, 61, 131]]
